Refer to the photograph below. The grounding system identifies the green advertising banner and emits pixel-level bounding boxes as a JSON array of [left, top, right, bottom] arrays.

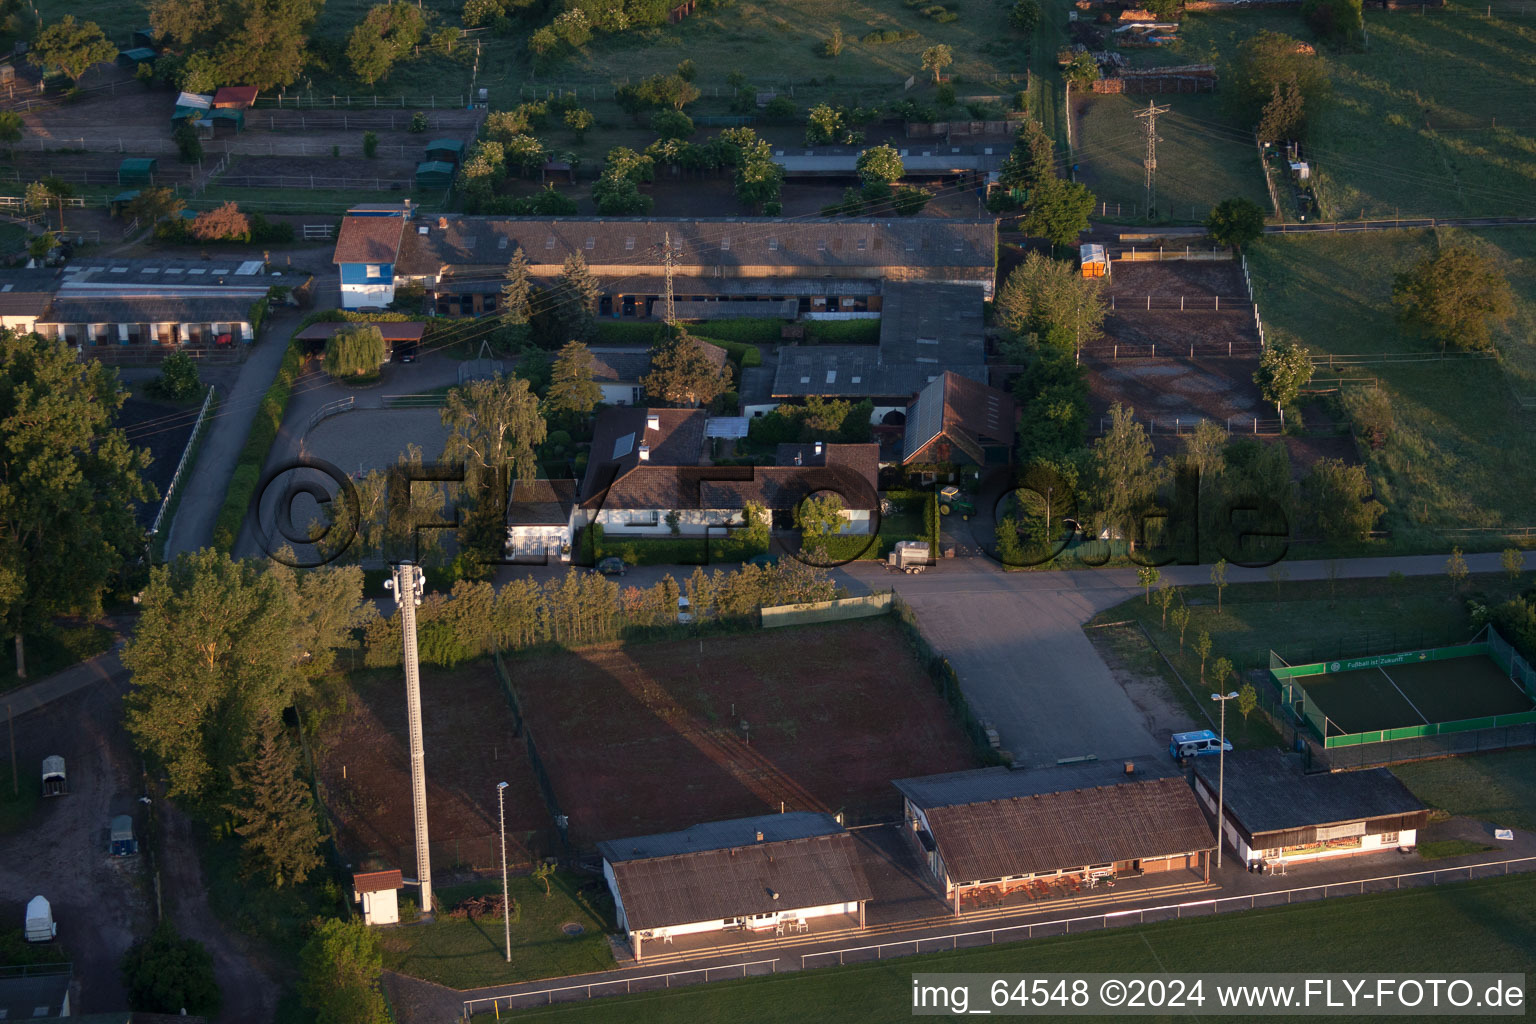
[[1327, 650, 1430, 673]]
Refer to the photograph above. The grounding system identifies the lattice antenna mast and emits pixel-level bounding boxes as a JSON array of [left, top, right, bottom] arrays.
[[661, 230, 677, 326], [385, 561, 433, 917], [1135, 100, 1170, 218]]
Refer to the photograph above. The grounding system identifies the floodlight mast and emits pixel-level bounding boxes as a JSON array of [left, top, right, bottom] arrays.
[[1210, 690, 1240, 870], [389, 561, 433, 916]]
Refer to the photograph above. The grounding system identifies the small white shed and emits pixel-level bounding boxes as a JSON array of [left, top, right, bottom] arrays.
[[353, 869, 403, 926]]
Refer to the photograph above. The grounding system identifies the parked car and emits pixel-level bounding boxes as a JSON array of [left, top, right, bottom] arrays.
[[594, 556, 627, 577], [1169, 730, 1233, 759], [393, 339, 418, 363]]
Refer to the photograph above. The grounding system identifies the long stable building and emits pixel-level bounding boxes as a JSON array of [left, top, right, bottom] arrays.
[[332, 206, 996, 312], [895, 762, 1216, 915], [598, 812, 873, 963]]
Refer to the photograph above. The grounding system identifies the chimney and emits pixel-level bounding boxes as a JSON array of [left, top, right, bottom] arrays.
[[770, 889, 779, 901], [1124, 760, 1135, 776], [755, 830, 764, 842], [646, 413, 660, 431], [638, 445, 650, 461], [437, 216, 448, 229], [814, 440, 823, 456]]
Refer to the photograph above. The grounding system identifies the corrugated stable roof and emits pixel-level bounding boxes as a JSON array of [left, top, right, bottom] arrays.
[[672, 299, 798, 320], [597, 812, 872, 933], [39, 294, 256, 325], [1191, 748, 1428, 838], [0, 968, 71, 1020], [601, 811, 844, 861], [212, 85, 258, 108], [391, 216, 995, 278], [897, 765, 1213, 884]]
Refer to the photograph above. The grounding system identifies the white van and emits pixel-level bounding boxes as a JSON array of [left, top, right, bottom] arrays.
[[1169, 730, 1233, 759]]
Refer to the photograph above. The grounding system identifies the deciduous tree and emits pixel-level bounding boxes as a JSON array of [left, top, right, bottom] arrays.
[[31, 16, 116, 83], [1392, 244, 1514, 353], [126, 187, 185, 226], [0, 334, 151, 679], [1223, 30, 1330, 134], [1205, 197, 1266, 251], [921, 44, 953, 84], [855, 144, 904, 187], [1301, 457, 1383, 543], [190, 202, 251, 242], [322, 324, 386, 378], [1252, 338, 1313, 426], [300, 920, 390, 1024], [121, 923, 221, 1016]]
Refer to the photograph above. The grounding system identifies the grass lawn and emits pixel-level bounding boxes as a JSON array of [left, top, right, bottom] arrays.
[[1393, 747, 1536, 834], [1090, 572, 1523, 682], [378, 874, 614, 988], [1418, 838, 1498, 859], [0, 764, 40, 835], [0, 624, 115, 696], [1073, 92, 1269, 221], [486, 873, 1536, 1023], [1247, 228, 1536, 547]]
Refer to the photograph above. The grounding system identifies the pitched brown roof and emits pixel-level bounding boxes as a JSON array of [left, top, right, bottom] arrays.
[[598, 814, 872, 932], [506, 478, 576, 526], [902, 371, 1016, 464], [334, 215, 407, 265], [211, 86, 258, 108], [900, 769, 1214, 883], [352, 869, 403, 894]]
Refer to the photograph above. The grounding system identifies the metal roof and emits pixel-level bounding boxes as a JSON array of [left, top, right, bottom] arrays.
[[1191, 749, 1428, 837], [600, 811, 845, 862]]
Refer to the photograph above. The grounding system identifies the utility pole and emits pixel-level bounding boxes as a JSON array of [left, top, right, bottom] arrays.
[[497, 781, 511, 963], [661, 230, 677, 326], [386, 561, 433, 917], [1135, 100, 1170, 220]]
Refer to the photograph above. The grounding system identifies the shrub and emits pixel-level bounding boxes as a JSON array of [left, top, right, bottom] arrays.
[[862, 28, 920, 44], [674, 317, 785, 344], [145, 351, 202, 400], [362, 131, 378, 158], [805, 319, 880, 344], [121, 923, 221, 1016], [190, 202, 250, 242]]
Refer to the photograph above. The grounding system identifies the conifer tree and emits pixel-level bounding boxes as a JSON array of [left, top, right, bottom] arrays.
[[228, 728, 324, 888]]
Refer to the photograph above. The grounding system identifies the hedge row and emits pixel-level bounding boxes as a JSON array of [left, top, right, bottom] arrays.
[[587, 523, 769, 566], [805, 319, 881, 345], [594, 321, 664, 345], [677, 318, 788, 344]]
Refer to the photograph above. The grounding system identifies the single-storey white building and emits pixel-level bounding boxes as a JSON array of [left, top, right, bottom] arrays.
[[895, 762, 1216, 915], [597, 812, 873, 963], [353, 869, 403, 926], [0, 268, 61, 336], [505, 478, 576, 561], [576, 407, 878, 538], [1192, 748, 1428, 871]]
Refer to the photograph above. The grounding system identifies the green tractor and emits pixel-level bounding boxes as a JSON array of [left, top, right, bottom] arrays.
[[938, 486, 976, 520]]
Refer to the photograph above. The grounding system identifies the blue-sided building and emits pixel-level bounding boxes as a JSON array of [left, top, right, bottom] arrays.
[[334, 203, 411, 309]]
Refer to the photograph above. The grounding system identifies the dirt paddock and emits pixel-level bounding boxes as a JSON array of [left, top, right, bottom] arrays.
[[313, 663, 552, 876], [1105, 259, 1247, 298], [507, 618, 981, 845]]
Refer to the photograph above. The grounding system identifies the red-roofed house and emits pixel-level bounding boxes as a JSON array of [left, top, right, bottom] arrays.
[[334, 204, 411, 309], [353, 870, 404, 925]]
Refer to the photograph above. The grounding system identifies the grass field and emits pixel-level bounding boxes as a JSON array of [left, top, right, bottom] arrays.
[[378, 874, 615, 989], [0, 764, 39, 835], [483, 873, 1536, 1023], [1394, 747, 1536, 833], [1247, 228, 1536, 547], [508, 618, 979, 844], [1090, 4, 1536, 219], [1072, 93, 1269, 220], [1295, 654, 1533, 737]]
